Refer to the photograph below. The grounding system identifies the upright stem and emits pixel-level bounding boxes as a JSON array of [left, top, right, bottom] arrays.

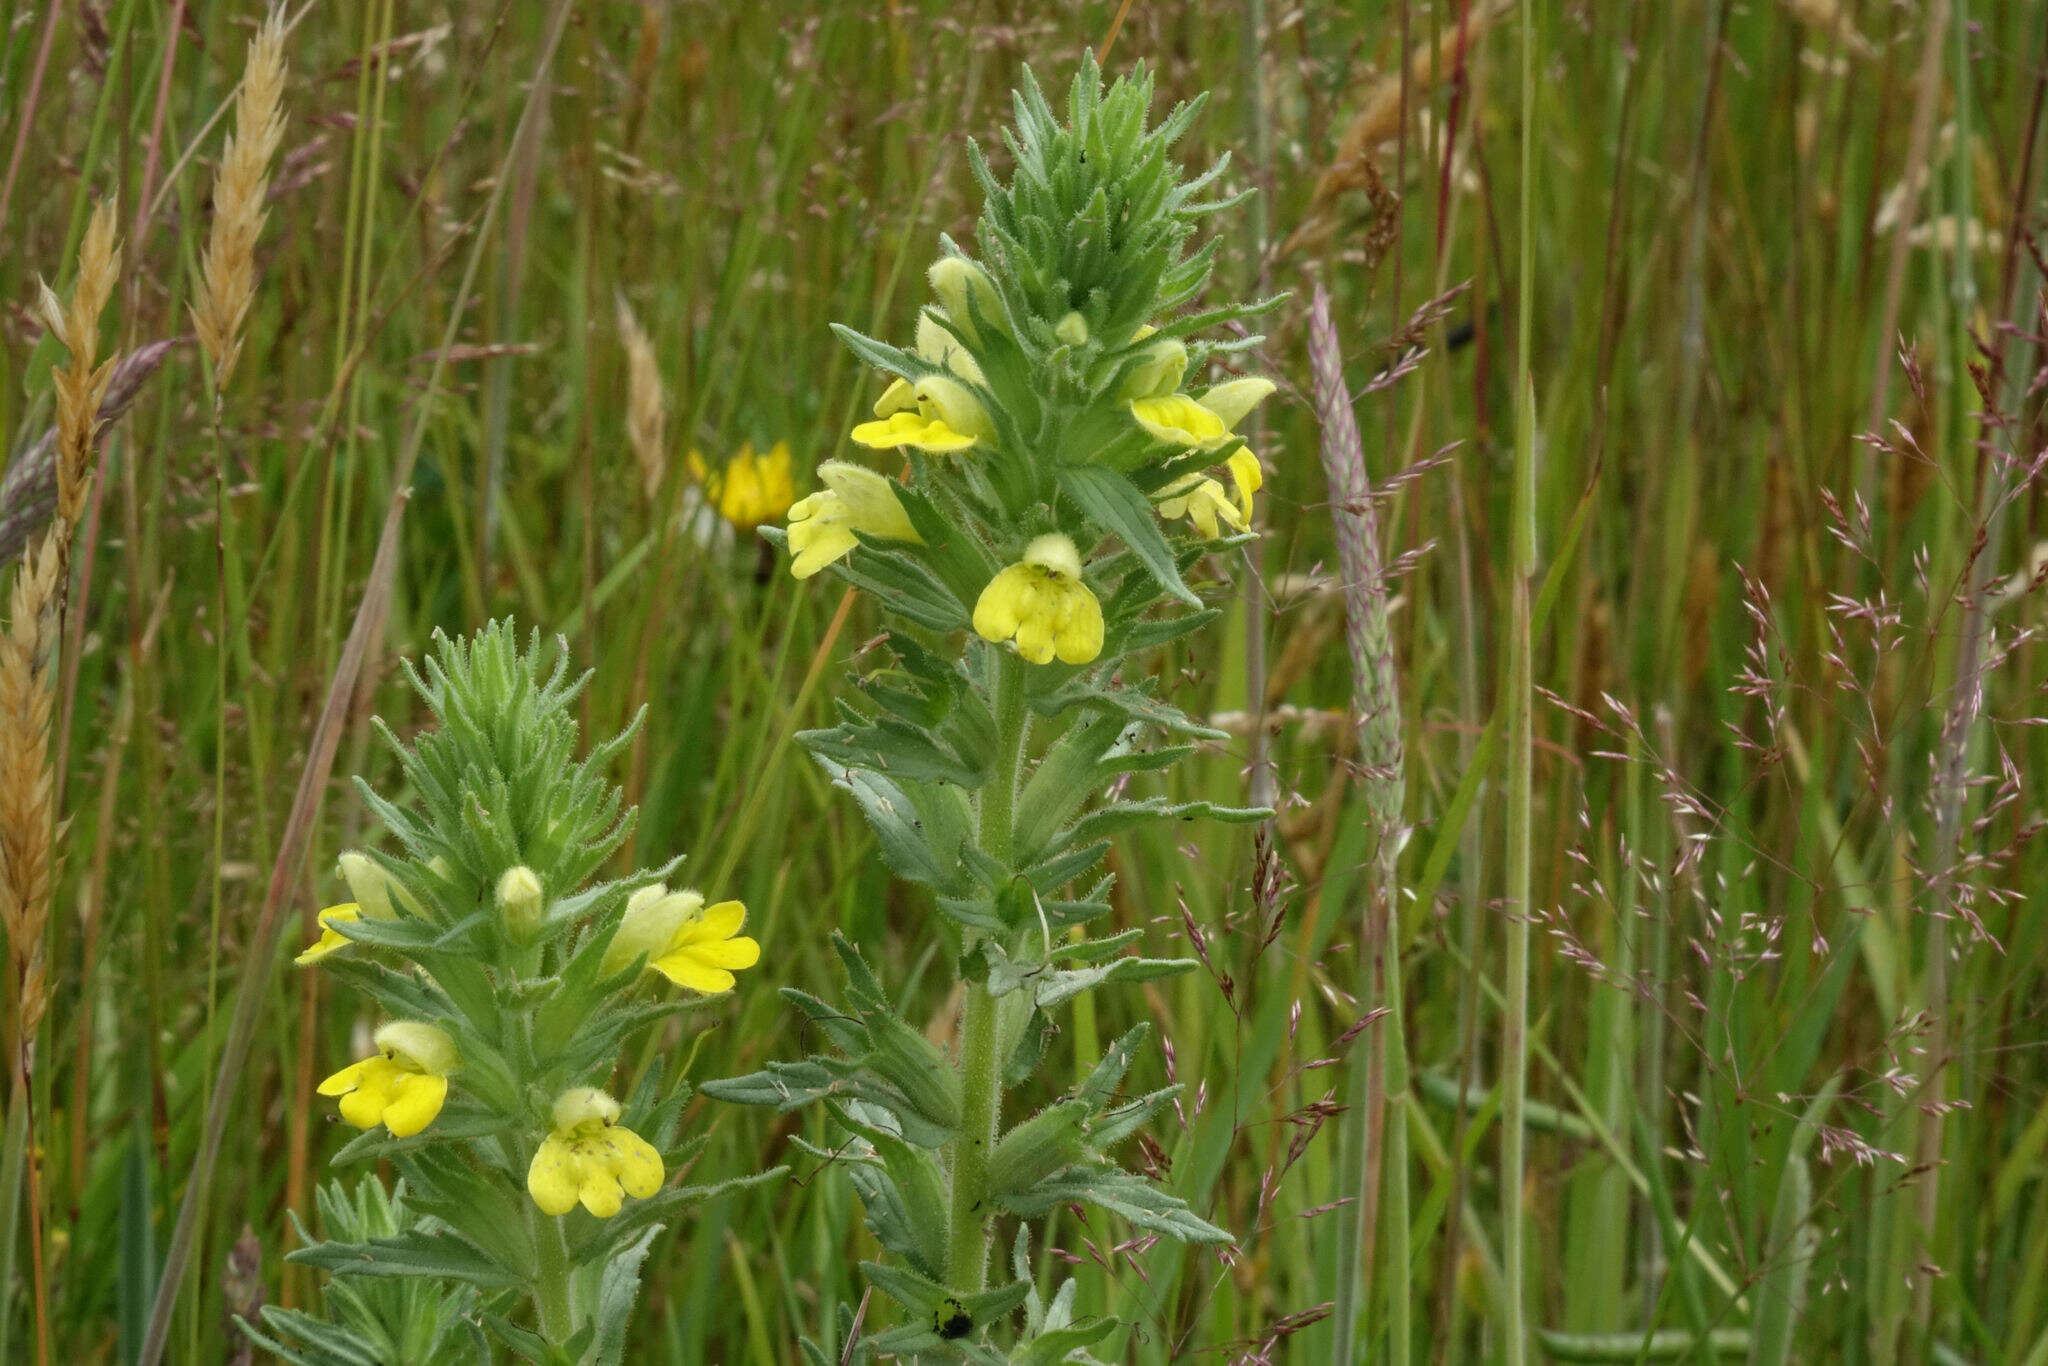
[[1502, 379, 1537, 1362], [1379, 843, 1412, 1365], [1503, 0, 1540, 1341], [950, 650, 1028, 1292], [529, 1203, 575, 1344]]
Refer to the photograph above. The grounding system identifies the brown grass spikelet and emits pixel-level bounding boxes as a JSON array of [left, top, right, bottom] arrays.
[[616, 294, 669, 502], [0, 530, 64, 1043], [35, 200, 120, 531], [192, 8, 288, 389]]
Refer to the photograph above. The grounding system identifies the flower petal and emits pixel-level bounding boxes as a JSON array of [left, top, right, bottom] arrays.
[[690, 898, 748, 942], [295, 904, 362, 965], [528, 1137, 582, 1216], [1053, 584, 1105, 665], [651, 952, 737, 994], [316, 1059, 368, 1096], [609, 1128, 665, 1199], [1199, 377, 1276, 431], [788, 522, 858, 579], [380, 1073, 448, 1138], [336, 1060, 400, 1130], [577, 1164, 625, 1218], [1131, 394, 1226, 448], [686, 935, 761, 970], [851, 411, 977, 454]]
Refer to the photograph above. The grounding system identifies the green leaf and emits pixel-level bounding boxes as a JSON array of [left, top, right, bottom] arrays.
[[1014, 1316, 1120, 1365], [832, 547, 971, 632], [1030, 955, 1195, 1011], [800, 717, 987, 790], [830, 322, 931, 382], [288, 1226, 523, 1290], [590, 1226, 664, 1366], [816, 760, 971, 896], [996, 1162, 1230, 1244], [1056, 465, 1199, 605]]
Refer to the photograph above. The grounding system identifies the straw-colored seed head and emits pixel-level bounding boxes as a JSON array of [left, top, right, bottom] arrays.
[[193, 9, 288, 388], [0, 526, 65, 1037], [616, 295, 668, 502], [42, 200, 122, 528]]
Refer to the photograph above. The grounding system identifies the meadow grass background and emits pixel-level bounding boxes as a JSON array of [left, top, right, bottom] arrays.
[[2, 0, 2046, 1360]]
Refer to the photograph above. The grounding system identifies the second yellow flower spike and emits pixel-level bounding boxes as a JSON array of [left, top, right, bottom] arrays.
[[317, 1022, 459, 1138], [527, 1087, 664, 1218], [972, 534, 1104, 666], [690, 441, 798, 533]]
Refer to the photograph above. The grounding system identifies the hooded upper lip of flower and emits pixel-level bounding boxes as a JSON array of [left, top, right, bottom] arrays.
[[783, 461, 921, 580], [971, 533, 1106, 667], [601, 883, 762, 993], [1130, 377, 1276, 452], [317, 1021, 459, 1138], [526, 1086, 665, 1218], [688, 440, 798, 532]]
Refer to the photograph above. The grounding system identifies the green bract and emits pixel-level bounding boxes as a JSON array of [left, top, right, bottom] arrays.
[[713, 58, 1277, 1361]]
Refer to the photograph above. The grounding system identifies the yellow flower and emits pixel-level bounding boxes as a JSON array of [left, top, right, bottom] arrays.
[[527, 1087, 664, 1218], [296, 904, 363, 965], [972, 534, 1104, 666], [1156, 449, 1264, 539], [1130, 377, 1276, 451], [852, 374, 990, 453], [601, 884, 761, 994], [785, 462, 921, 579], [295, 851, 409, 965], [688, 440, 798, 533], [317, 1022, 458, 1138]]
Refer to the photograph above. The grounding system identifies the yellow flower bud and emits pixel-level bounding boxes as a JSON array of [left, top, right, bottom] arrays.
[[1054, 311, 1089, 346], [1119, 335, 1188, 401], [496, 865, 545, 940], [928, 255, 1004, 342]]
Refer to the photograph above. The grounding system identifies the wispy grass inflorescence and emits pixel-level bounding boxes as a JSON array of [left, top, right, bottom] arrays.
[[1308, 283, 1413, 1363], [192, 8, 287, 389]]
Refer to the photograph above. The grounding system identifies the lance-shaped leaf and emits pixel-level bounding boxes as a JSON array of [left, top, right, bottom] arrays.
[[1057, 464, 1199, 606]]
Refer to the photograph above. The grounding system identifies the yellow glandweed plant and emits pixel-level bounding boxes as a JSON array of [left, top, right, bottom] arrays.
[[704, 59, 1279, 1359], [243, 623, 778, 1362]]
